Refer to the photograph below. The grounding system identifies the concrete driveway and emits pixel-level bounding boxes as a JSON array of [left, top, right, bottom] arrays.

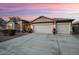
[[0, 33, 79, 55]]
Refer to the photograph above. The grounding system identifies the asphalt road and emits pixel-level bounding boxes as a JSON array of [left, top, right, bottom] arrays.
[[0, 33, 79, 55]]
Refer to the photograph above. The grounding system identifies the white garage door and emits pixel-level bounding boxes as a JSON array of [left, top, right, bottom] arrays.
[[57, 23, 71, 34], [33, 23, 53, 33]]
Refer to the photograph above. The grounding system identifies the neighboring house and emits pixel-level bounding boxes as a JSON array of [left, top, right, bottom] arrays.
[[72, 22, 79, 34], [6, 19, 31, 32], [18, 20, 31, 32], [6, 20, 15, 30], [32, 16, 74, 34]]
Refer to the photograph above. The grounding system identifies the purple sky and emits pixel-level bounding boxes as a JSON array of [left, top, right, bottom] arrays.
[[0, 3, 79, 21]]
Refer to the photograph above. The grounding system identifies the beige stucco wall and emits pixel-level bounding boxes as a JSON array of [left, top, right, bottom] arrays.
[[18, 21, 23, 32]]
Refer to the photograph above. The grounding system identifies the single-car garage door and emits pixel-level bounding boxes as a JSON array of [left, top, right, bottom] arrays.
[[57, 23, 71, 34], [33, 23, 53, 33]]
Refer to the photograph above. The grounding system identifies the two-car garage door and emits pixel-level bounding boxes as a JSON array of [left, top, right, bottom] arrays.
[[33, 23, 71, 34], [57, 23, 71, 34], [33, 23, 53, 34]]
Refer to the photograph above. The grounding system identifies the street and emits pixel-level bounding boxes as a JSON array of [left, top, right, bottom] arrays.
[[0, 33, 79, 55]]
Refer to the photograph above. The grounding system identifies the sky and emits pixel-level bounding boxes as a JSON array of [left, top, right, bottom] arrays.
[[0, 3, 79, 22]]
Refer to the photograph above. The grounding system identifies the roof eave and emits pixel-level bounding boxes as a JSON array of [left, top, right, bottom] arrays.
[[32, 16, 54, 23]]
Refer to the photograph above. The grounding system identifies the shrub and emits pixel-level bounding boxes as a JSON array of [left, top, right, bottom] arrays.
[[2, 29, 16, 36], [8, 29, 16, 36]]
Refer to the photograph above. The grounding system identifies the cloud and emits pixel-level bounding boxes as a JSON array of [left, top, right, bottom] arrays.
[[0, 9, 67, 16], [1, 3, 79, 12], [0, 3, 79, 21]]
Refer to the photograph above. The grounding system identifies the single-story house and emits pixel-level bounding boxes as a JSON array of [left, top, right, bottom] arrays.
[[32, 16, 74, 34]]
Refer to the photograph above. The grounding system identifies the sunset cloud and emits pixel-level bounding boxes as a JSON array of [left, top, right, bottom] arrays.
[[0, 3, 79, 21]]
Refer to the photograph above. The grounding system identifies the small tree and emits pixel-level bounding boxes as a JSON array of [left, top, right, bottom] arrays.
[[0, 18, 6, 26], [9, 16, 21, 24]]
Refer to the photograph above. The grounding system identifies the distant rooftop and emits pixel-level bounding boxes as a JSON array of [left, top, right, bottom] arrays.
[[21, 20, 30, 23]]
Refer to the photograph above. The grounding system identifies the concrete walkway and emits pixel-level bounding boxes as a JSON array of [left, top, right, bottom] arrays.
[[0, 33, 79, 55]]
